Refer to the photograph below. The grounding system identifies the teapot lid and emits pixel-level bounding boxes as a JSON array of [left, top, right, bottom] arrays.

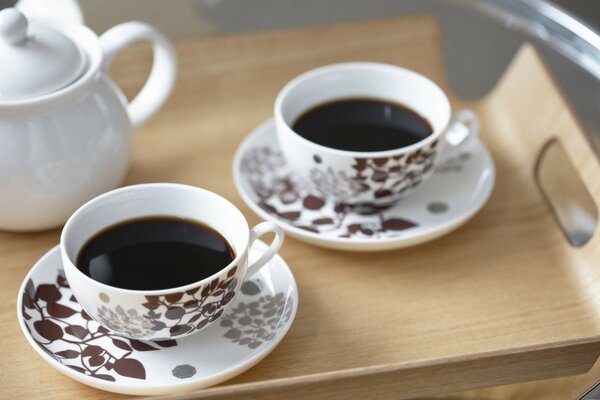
[[0, 8, 86, 100]]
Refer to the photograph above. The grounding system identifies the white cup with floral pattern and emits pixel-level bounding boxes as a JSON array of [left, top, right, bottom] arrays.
[[275, 62, 480, 205], [61, 183, 284, 340]]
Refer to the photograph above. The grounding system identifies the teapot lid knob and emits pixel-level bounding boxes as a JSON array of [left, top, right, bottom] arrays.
[[0, 8, 87, 100], [0, 9, 28, 45]]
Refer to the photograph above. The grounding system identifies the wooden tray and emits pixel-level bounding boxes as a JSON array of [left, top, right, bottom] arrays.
[[3, 16, 600, 400]]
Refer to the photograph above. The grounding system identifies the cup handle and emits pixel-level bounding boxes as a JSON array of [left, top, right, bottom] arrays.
[[441, 109, 480, 159], [100, 22, 177, 129], [245, 222, 285, 278]]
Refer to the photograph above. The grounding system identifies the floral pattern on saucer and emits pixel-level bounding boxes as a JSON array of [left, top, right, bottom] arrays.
[[241, 146, 470, 239], [21, 270, 176, 381], [18, 243, 298, 394], [233, 119, 495, 251], [221, 291, 293, 349]]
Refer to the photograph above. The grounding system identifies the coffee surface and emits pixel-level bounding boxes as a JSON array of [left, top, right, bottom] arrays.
[[76, 217, 235, 290], [292, 98, 433, 152]]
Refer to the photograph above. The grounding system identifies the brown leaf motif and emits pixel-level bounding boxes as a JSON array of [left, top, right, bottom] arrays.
[[82, 345, 102, 357], [34, 320, 63, 341], [130, 340, 160, 352], [165, 293, 183, 303], [154, 339, 177, 348], [139, 274, 238, 338], [169, 324, 193, 336], [25, 279, 35, 299], [22, 270, 177, 382], [381, 218, 417, 231], [240, 146, 423, 239], [142, 301, 159, 310], [113, 358, 146, 380], [279, 211, 301, 221], [65, 325, 88, 340], [89, 355, 105, 367], [305, 141, 438, 203], [47, 302, 77, 318], [56, 350, 79, 359], [303, 195, 325, 210], [312, 218, 334, 225], [112, 338, 132, 351], [35, 284, 61, 302]]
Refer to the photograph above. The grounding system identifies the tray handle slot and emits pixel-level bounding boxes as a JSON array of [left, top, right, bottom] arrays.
[[493, 44, 600, 249], [535, 138, 598, 247], [531, 93, 600, 251]]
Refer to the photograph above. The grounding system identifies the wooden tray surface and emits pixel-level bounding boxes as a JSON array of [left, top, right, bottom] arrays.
[[2, 16, 600, 399]]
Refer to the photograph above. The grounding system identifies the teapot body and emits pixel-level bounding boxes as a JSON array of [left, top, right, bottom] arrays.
[[0, 76, 132, 231], [0, 14, 176, 231]]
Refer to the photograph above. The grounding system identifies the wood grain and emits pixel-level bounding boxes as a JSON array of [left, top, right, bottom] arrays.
[[2, 16, 600, 399]]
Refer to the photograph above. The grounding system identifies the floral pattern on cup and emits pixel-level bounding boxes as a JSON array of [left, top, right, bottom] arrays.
[[241, 146, 418, 238], [139, 267, 238, 338], [240, 145, 474, 239], [220, 281, 293, 349], [21, 270, 177, 382], [96, 305, 155, 339], [309, 140, 439, 203], [92, 268, 238, 339]]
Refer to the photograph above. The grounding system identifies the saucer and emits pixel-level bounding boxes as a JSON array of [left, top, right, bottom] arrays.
[[233, 119, 495, 251], [17, 241, 298, 396]]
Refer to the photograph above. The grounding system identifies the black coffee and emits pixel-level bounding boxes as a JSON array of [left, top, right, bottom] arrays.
[[292, 98, 433, 152], [76, 217, 235, 291]]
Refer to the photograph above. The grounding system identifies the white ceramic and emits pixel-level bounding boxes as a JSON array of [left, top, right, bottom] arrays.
[[60, 183, 284, 341], [0, 8, 177, 231], [275, 62, 480, 205], [17, 242, 297, 395], [233, 119, 495, 251]]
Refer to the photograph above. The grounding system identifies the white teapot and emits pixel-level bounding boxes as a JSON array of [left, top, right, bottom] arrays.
[[0, 8, 176, 231]]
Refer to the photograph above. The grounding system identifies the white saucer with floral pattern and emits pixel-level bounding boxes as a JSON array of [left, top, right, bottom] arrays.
[[17, 241, 298, 395], [233, 119, 495, 251]]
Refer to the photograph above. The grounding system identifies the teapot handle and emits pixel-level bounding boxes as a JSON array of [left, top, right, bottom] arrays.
[[100, 22, 177, 129]]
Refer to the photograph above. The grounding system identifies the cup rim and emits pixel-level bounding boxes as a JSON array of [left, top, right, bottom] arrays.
[[60, 183, 249, 296], [274, 61, 451, 158]]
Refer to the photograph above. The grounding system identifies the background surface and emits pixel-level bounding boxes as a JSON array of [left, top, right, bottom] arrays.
[[3, 1, 600, 399]]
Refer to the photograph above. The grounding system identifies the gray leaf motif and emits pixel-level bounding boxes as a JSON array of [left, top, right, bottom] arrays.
[[435, 152, 471, 173], [219, 292, 293, 349]]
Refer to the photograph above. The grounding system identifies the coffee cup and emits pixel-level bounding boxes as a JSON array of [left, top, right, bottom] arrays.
[[275, 62, 480, 205], [61, 183, 284, 340]]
